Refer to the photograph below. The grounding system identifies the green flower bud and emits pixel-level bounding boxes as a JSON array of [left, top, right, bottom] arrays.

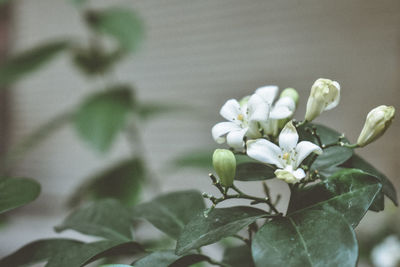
[[357, 105, 395, 147], [274, 169, 298, 184], [212, 149, 236, 187], [280, 88, 299, 105], [305, 78, 340, 122]]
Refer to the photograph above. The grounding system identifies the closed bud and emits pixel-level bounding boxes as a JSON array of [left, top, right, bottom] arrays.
[[305, 78, 340, 122], [280, 88, 299, 105], [212, 149, 236, 187], [357, 105, 395, 147]]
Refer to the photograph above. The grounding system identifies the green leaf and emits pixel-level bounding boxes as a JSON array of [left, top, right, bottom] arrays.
[[0, 0, 12, 6], [0, 177, 41, 214], [133, 190, 205, 239], [235, 162, 276, 181], [342, 154, 397, 207], [46, 241, 144, 267], [252, 209, 358, 267], [176, 206, 267, 255], [55, 199, 133, 241], [297, 123, 353, 170], [0, 41, 68, 86], [133, 250, 210, 267], [86, 8, 144, 52], [287, 169, 381, 228], [222, 245, 254, 267], [101, 265, 132, 267], [74, 85, 134, 152], [0, 239, 83, 266], [68, 158, 145, 208], [172, 149, 213, 170], [137, 102, 186, 121]]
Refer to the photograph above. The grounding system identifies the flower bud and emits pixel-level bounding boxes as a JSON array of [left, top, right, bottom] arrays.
[[304, 78, 340, 122], [280, 88, 299, 105], [357, 105, 395, 147], [212, 149, 236, 187]]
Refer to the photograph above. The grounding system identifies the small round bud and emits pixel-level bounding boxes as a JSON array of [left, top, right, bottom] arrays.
[[305, 78, 340, 122], [280, 88, 299, 105], [357, 105, 395, 147], [212, 149, 236, 187]]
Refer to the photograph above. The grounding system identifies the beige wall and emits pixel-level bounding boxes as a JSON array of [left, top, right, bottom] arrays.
[[1, 0, 399, 257]]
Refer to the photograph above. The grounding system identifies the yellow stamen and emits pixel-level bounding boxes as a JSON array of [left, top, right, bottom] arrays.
[[282, 153, 290, 160], [237, 114, 244, 121]]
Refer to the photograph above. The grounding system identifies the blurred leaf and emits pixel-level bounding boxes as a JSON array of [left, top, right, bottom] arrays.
[[1, 111, 72, 171], [0, 239, 83, 266], [101, 265, 132, 267], [74, 85, 134, 152], [222, 245, 254, 267], [69, 0, 87, 7], [0, 0, 12, 6], [176, 206, 267, 255], [0, 41, 68, 86], [55, 199, 133, 241], [137, 102, 187, 121], [68, 158, 145, 208], [86, 8, 144, 52], [252, 209, 357, 267], [172, 150, 212, 170], [0, 177, 40, 214], [235, 162, 275, 181], [132, 250, 210, 267], [287, 169, 381, 228], [133, 190, 205, 239], [72, 47, 123, 76], [297, 123, 353, 170], [46, 240, 144, 267], [342, 154, 397, 208]]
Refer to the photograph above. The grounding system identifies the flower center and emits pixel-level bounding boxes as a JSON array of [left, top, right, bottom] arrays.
[[237, 114, 244, 121], [282, 152, 290, 160]]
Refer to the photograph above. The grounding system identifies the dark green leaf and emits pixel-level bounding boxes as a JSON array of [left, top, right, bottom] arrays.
[[287, 169, 381, 228], [133, 190, 205, 239], [86, 8, 144, 52], [222, 245, 254, 267], [74, 85, 134, 152], [176, 206, 267, 255], [0, 239, 83, 266], [297, 123, 353, 170], [68, 158, 145, 208], [46, 241, 144, 267], [133, 250, 210, 267], [0, 41, 68, 86], [252, 209, 358, 267], [101, 265, 132, 267], [0, 177, 41, 214], [235, 162, 275, 181], [137, 102, 186, 121], [342, 154, 397, 207], [55, 199, 133, 241]]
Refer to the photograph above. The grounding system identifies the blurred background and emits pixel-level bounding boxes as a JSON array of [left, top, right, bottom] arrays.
[[0, 0, 399, 265]]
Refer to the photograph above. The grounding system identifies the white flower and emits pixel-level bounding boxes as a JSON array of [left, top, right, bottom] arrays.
[[246, 121, 322, 183], [212, 94, 269, 149], [305, 78, 340, 122], [254, 86, 297, 136], [371, 235, 400, 267]]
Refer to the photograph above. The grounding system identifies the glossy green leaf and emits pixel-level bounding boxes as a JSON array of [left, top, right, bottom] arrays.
[[68, 158, 145, 208], [235, 162, 276, 181], [222, 245, 254, 267], [55, 199, 133, 241], [46, 241, 143, 267], [86, 8, 144, 52], [0, 41, 68, 86], [0, 177, 41, 214], [342, 154, 397, 208], [101, 265, 132, 267], [0, 239, 83, 266], [176, 206, 267, 255], [287, 169, 381, 228], [133, 250, 210, 267], [252, 209, 358, 267], [74, 85, 134, 152], [133, 190, 205, 239], [297, 123, 353, 170]]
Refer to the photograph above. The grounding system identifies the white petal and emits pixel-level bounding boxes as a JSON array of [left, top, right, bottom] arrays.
[[325, 81, 340, 110], [227, 128, 247, 149], [270, 97, 296, 119], [246, 121, 262, 139], [294, 141, 323, 168], [278, 121, 298, 152], [247, 94, 270, 122], [292, 168, 306, 179], [274, 167, 305, 183], [255, 85, 279, 105], [246, 139, 283, 168], [212, 122, 241, 143], [220, 99, 241, 121]]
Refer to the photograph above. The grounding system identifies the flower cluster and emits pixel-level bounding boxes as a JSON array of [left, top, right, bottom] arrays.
[[212, 78, 395, 184]]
